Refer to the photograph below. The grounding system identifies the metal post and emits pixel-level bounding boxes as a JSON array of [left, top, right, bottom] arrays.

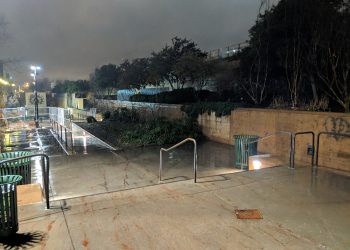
[[64, 127, 68, 148], [194, 142, 197, 183], [159, 138, 197, 183], [293, 132, 315, 168], [34, 89, 39, 128], [290, 133, 294, 169], [30, 66, 41, 128], [315, 132, 350, 167], [60, 125, 63, 140], [70, 129, 74, 152], [316, 133, 321, 167], [159, 151, 162, 183]]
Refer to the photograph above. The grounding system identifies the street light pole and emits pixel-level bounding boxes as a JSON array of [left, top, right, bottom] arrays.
[[31, 65, 41, 128]]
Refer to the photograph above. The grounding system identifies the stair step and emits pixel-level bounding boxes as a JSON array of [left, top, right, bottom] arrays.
[[248, 154, 284, 171]]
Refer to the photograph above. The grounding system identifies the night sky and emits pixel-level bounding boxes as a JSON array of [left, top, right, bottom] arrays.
[[0, 0, 276, 83]]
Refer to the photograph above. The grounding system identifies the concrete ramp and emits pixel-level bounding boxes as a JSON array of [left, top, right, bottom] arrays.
[[71, 122, 117, 153]]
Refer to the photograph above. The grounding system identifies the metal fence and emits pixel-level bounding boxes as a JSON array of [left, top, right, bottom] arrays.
[[207, 41, 249, 60]]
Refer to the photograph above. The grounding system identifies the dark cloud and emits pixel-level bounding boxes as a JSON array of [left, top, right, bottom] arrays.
[[0, 0, 269, 83]]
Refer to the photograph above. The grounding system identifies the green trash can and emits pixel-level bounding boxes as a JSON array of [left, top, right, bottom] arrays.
[[0, 175, 22, 237], [234, 135, 259, 170], [0, 151, 32, 185]]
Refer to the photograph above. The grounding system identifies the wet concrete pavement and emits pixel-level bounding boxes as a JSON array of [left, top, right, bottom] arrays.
[[1, 123, 350, 249], [13, 166, 350, 249], [49, 140, 242, 201]]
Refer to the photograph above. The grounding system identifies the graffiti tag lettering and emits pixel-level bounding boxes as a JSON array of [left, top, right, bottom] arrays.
[[323, 116, 350, 140]]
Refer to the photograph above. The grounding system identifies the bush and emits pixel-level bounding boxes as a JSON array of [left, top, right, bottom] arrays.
[[108, 108, 139, 122], [181, 102, 249, 119], [102, 111, 111, 120], [86, 116, 97, 123], [121, 117, 202, 145]]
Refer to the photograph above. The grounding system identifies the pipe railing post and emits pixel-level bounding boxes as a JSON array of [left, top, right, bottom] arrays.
[[159, 138, 197, 183], [292, 131, 315, 169], [315, 132, 350, 167], [64, 127, 68, 148], [159, 150, 162, 182]]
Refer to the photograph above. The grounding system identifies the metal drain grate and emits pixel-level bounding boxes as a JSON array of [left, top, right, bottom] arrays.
[[234, 209, 263, 219]]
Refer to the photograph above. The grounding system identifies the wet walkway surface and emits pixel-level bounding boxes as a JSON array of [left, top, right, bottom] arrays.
[[12, 166, 350, 249], [49, 140, 241, 201], [1, 122, 350, 249], [2, 122, 242, 201]]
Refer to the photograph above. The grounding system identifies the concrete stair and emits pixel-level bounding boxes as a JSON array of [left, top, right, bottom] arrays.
[[248, 154, 285, 171]]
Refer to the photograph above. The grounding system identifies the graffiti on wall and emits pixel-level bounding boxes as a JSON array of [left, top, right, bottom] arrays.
[[323, 116, 350, 140], [25, 92, 46, 107]]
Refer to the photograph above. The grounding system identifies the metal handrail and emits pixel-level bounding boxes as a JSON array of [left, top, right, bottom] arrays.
[[159, 138, 197, 183], [50, 119, 75, 155], [0, 153, 50, 209], [316, 132, 350, 167], [292, 131, 315, 168], [241, 131, 293, 168]]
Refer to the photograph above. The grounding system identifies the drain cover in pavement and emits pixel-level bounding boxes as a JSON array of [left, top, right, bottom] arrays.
[[234, 209, 263, 219]]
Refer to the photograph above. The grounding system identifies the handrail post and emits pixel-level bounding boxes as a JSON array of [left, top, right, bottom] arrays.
[[290, 133, 294, 169], [292, 131, 315, 169], [45, 155, 50, 209], [64, 127, 68, 148], [159, 138, 197, 183], [194, 140, 197, 183], [315, 132, 350, 168], [311, 132, 315, 167], [316, 133, 321, 167], [159, 150, 163, 183]]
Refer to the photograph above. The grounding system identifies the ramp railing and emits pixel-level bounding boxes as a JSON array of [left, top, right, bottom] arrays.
[[315, 132, 350, 167], [159, 138, 197, 183]]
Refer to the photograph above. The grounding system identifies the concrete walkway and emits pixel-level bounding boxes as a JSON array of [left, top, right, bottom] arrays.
[[7, 166, 350, 249]]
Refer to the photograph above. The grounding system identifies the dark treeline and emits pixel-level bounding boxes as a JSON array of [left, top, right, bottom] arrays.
[[53, 0, 350, 112]]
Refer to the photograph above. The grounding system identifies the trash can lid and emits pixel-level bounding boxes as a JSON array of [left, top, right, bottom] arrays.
[[0, 151, 32, 166], [0, 175, 23, 185]]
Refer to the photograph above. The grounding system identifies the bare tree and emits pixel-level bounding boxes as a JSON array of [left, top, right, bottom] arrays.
[[282, 1, 305, 108], [240, 0, 271, 105], [311, 1, 350, 112]]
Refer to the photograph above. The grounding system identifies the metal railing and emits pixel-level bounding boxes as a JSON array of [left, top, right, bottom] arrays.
[[207, 41, 249, 60], [292, 131, 315, 168], [316, 132, 350, 167], [0, 154, 50, 209], [50, 119, 74, 154], [159, 138, 197, 183]]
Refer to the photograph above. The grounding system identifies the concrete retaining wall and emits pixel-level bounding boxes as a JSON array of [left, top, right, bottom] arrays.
[[198, 108, 350, 172], [95, 99, 184, 120]]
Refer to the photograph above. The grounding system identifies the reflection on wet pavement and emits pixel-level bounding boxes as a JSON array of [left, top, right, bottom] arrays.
[[1, 120, 242, 201]]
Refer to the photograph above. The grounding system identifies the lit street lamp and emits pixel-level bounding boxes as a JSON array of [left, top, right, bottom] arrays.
[[30, 65, 41, 128]]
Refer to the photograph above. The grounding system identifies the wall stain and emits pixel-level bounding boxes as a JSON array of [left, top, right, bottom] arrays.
[[323, 117, 350, 140]]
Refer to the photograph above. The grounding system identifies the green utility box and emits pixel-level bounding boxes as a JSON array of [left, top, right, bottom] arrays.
[[0, 151, 32, 185], [0, 175, 22, 237], [234, 135, 259, 170]]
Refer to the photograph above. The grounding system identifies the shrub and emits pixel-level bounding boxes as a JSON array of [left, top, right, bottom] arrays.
[[303, 97, 329, 112], [102, 111, 111, 120], [181, 102, 248, 119], [86, 116, 97, 123], [121, 117, 202, 145], [109, 108, 139, 122]]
